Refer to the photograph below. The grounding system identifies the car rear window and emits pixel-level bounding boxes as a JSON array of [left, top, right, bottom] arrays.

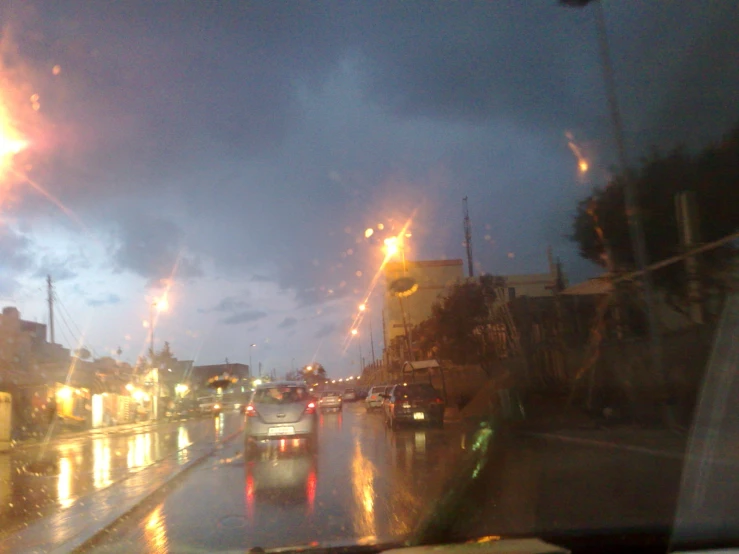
[[321, 391, 340, 397], [344, 389, 355, 393], [253, 386, 308, 404], [394, 384, 438, 399], [372, 386, 387, 394]]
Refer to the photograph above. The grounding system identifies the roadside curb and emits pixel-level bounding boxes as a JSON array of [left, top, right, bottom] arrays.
[[1, 421, 243, 554], [56, 425, 245, 554], [10, 419, 168, 451]]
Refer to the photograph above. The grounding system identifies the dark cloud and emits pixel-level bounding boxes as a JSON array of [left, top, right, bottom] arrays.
[[113, 214, 202, 284], [314, 323, 336, 339], [199, 296, 250, 314], [87, 293, 121, 307], [277, 316, 298, 329], [5, 1, 737, 370], [221, 310, 268, 326]]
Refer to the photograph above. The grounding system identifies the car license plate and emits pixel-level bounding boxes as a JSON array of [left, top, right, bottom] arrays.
[[413, 412, 425, 420], [268, 426, 294, 436]]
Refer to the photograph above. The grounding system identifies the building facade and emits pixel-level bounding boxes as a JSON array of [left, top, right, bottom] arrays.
[[383, 259, 465, 344]]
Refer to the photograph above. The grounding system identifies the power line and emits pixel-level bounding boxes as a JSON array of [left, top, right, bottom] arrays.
[[54, 292, 85, 344]]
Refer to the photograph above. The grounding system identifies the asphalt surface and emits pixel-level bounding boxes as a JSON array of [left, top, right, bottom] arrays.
[[9, 401, 738, 553], [81, 402, 468, 552], [0, 413, 241, 536]]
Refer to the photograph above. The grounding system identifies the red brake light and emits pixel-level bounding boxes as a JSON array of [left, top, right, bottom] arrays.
[[305, 401, 316, 414], [434, 397, 444, 404], [245, 404, 257, 416]]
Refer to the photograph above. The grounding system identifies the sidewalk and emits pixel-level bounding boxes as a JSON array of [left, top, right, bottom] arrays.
[[1, 421, 244, 553], [10, 417, 176, 450]]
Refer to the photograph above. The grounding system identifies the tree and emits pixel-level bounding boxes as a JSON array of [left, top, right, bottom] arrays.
[[571, 123, 739, 299], [299, 363, 328, 383], [285, 363, 328, 383], [150, 341, 176, 370], [411, 275, 502, 373]]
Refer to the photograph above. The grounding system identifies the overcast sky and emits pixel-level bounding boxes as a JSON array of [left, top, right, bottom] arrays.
[[0, 1, 736, 376]]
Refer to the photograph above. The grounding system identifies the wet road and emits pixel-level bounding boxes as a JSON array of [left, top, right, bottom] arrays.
[[0, 413, 241, 536], [74, 403, 733, 553], [82, 402, 468, 552]]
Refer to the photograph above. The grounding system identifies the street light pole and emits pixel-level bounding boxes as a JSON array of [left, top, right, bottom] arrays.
[[149, 302, 155, 356], [249, 343, 256, 378]]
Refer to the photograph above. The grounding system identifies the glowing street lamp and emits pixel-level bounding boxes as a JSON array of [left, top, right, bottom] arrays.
[[358, 303, 366, 312], [351, 329, 358, 336], [383, 236, 400, 257]]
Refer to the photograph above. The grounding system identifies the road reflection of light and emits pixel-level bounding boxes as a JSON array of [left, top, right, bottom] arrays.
[[245, 472, 255, 523], [306, 468, 317, 514], [93, 438, 112, 489], [57, 457, 74, 508], [280, 438, 286, 452], [143, 503, 169, 552], [128, 433, 153, 469], [350, 438, 377, 538], [415, 431, 426, 454], [177, 426, 191, 464]]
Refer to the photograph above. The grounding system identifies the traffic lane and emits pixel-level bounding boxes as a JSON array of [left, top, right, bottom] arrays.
[[0, 412, 242, 534], [436, 433, 686, 542], [82, 401, 469, 552]]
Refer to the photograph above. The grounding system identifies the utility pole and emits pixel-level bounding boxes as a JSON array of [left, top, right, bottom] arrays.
[[358, 340, 363, 373], [47, 275, 55, 344], [561, 0, 671, 425], [369, 319, 376, 366], [463, 196, 474, 278]]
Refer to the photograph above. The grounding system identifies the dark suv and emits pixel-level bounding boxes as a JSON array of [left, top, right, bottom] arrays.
[[383, 383, 445, 429]]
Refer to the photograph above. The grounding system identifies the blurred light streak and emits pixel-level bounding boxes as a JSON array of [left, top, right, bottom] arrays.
[[341, 212, 415, 355], [9, 169, 88, 230], [565, 131, 589, 175]]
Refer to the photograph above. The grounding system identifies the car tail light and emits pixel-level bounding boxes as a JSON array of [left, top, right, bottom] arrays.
[[434, 397, 444, 404], [245, 404, 257, 417], [305, 401, 316, 415]]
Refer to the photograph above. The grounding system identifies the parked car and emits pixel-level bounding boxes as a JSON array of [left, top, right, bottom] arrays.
[[383, 383, 445, 429], [365, 385, 388, 412], [174, 398, 200, 419], [317, 391, 342, 412], [244, 382, 317, 457], [342, 388, 357, 402]]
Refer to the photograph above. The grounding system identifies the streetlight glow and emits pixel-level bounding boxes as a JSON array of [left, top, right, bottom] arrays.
[[358, 303, 366, 312], [351, 329, 358, 336], [383, 236, 399, 257]]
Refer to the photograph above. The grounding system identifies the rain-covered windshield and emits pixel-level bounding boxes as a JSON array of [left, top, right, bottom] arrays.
[[0, 2, 737, 553]]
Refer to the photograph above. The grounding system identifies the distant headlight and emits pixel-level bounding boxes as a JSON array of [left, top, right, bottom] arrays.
[[213, 404, 220, 410]]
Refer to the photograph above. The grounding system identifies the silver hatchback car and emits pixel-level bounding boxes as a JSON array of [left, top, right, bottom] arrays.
[[244, 382, 317, 454]]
